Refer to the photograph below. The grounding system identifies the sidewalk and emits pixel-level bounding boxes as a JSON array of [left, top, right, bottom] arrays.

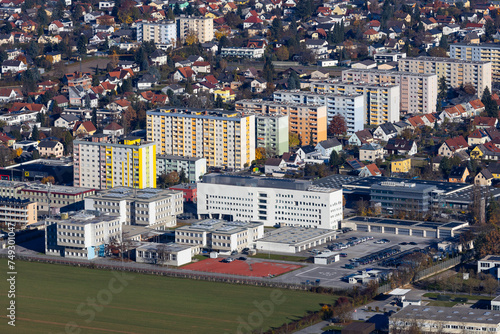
[[293, 321, 330, 334]]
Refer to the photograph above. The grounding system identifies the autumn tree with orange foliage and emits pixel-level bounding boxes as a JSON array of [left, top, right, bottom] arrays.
[[255, 147, 266, 160]]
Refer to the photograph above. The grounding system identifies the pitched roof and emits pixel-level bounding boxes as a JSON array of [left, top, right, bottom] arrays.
[[318, 138, 341, 149], [445, 136, 469, 151], [104, 122, 123, 131], [74, 120, 96, 133], [479, 168, 493, 179], [265, 158, 284, 166], [176, 66, 195, 78], [386, 138, 414, 151], [473, 116, 497, 127], [365, 163, 382, 176]]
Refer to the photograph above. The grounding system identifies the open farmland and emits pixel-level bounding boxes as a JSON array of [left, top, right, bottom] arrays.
[[0, 259, 335, 334]]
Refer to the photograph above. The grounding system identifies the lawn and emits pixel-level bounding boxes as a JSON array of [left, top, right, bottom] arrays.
[[0, 259, 335, 334], [250, 253, 310, 262]]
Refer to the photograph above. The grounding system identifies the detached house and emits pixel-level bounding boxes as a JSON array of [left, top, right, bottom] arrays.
[[315, 138, 342, 157], [359, 143, 384, 162], [475, 168, 494, 186], [38, 140, 64, 158], [385, 138, 417, 156], [349, 129, 374, 146], [373, 123, 398, 142], [438, 136, 469, 157], [1, 60, 26, 74], [468, 128, 490, 146], [173, 66, 195, 82]]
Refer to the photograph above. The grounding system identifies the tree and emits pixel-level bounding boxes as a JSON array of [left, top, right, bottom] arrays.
[[436, 76, 448, 112], [329, 150, 345, 169], [41, 176, 55, 184], [295, 0, 313, 20], [289, 132, 300, 147], [31, 125, 39, 141], [328, 114, 347, 137], [276, 46, 289, 61], [255, 147, 266, 160], [77, 35, 88, 56], [165, 171, 180, 186], [263, 56, 274, 83], [355, 199, 369, 216], [287, 71, 300, 90], [185, 32, 199, 46], [333, 296, 353, 323], [482, 86, 498, 118], [215, 94, 224, 108], [439, 35, 448, 50], [32, 149, 40, 160]]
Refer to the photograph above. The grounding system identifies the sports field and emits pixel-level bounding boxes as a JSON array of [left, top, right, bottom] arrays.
[[0, 260, 335, 333], [182, 258, 302, 277]]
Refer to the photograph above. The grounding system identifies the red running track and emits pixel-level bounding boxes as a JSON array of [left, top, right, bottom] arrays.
[[182, 258, 302, 277]]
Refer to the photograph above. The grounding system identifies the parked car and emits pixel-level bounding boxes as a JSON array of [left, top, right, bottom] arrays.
[[340, 253, 348, 257]]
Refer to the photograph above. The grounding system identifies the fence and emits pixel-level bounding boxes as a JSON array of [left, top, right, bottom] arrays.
[[0, 253, 337, 292], [413, 256, 461, 282]]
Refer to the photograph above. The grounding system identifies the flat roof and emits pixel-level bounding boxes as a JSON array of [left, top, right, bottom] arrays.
[[343, 68, 437, 77], [48, 212, 119, 225], [391, 306, 500, 325], [402, 56, 490, 65], [345, 216, 468, 231], [389, 288, 411, 296], [236, 99, 324, 108], [136, 242, 193, 253], [177, 219, 263, 235], [147, 108, 252, 121], [89, 187, 181, 202], [337, 176, 471, 195], [274, 90, 363, 98], [202, 173, 338, 192], [257, 226, 336, 245]]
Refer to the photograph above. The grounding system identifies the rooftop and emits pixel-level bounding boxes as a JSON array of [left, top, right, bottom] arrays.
[[176, 219, 263, 235], [258, 226, 337, 245], [202, 174, 338, 192], [89, 187, 181, 202], [391, 305, 500, 325], [403, 56, 490, 65]]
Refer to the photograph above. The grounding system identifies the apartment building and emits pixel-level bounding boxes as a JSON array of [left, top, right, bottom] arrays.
[[0, 181, 96, 214], [0, 197, 37, 229], [175, 219, 264, 252], [272, 90, 364, 135], [156, 155, 207, 183], [255, 114, 289, 155], [84, 187, 183, 230], [342, 69, 438, 114], [45, 211, 121, 260], [197, 174, 343, 229], [146, 108, 255, 169], [451, 43, 500, 81], [136, 20, 177, 46], [177, 16, 213, 43], [73, 135, 157, 190], [235, 99, 326, 146], [310, 81, 400, 126], [398, 56, 492, 98], [220, 47, 265, 59]]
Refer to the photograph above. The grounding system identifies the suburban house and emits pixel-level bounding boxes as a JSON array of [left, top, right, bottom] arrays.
[[475, 168, 494, 186], [359, 143, 384, 162], [38, 140, 64, 158], [315, 139, 342, 157], [385, 139, 417, 156], [438, 136, 469, 157], [1, 60, 27, 74], [448, 166, 469, 183], [54, 114, 80, 129], [349, 129, 374, 146]]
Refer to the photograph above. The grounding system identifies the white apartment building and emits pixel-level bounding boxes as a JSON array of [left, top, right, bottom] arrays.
[[45, 211, 121, 260], [146, 108, 255, 170], [177, 16, 213, 43], [175, 219, 264, 252], [450, 43, 500, 81], [136, 20, 177, 47], [398, 56, 492, 98], [197, 174, 343, 229], [255, 114, 289, 156], [84, 187, 183, 230], [273, 90, 364, 135], [342, 69, 438, 114], [220, 47, 265, 59], [156, 155, 207, 183], [73, 136, 157, 190], [310, 81, 400, 126]]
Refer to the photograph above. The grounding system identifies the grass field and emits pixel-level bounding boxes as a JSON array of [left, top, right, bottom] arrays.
[[0, 260, 335, 334]]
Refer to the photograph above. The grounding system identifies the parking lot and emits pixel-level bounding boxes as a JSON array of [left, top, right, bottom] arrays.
[[274, 231, 438, 288]]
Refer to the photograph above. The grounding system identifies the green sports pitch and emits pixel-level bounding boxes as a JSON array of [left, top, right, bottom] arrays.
[[0, 259, 335, 333]]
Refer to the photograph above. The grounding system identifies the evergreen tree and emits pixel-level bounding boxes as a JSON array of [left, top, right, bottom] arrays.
[[31, 125, 39, 141], [439, 35, 448, 51], [263, 56, 274, 83], [482, 86, 498, 118]]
